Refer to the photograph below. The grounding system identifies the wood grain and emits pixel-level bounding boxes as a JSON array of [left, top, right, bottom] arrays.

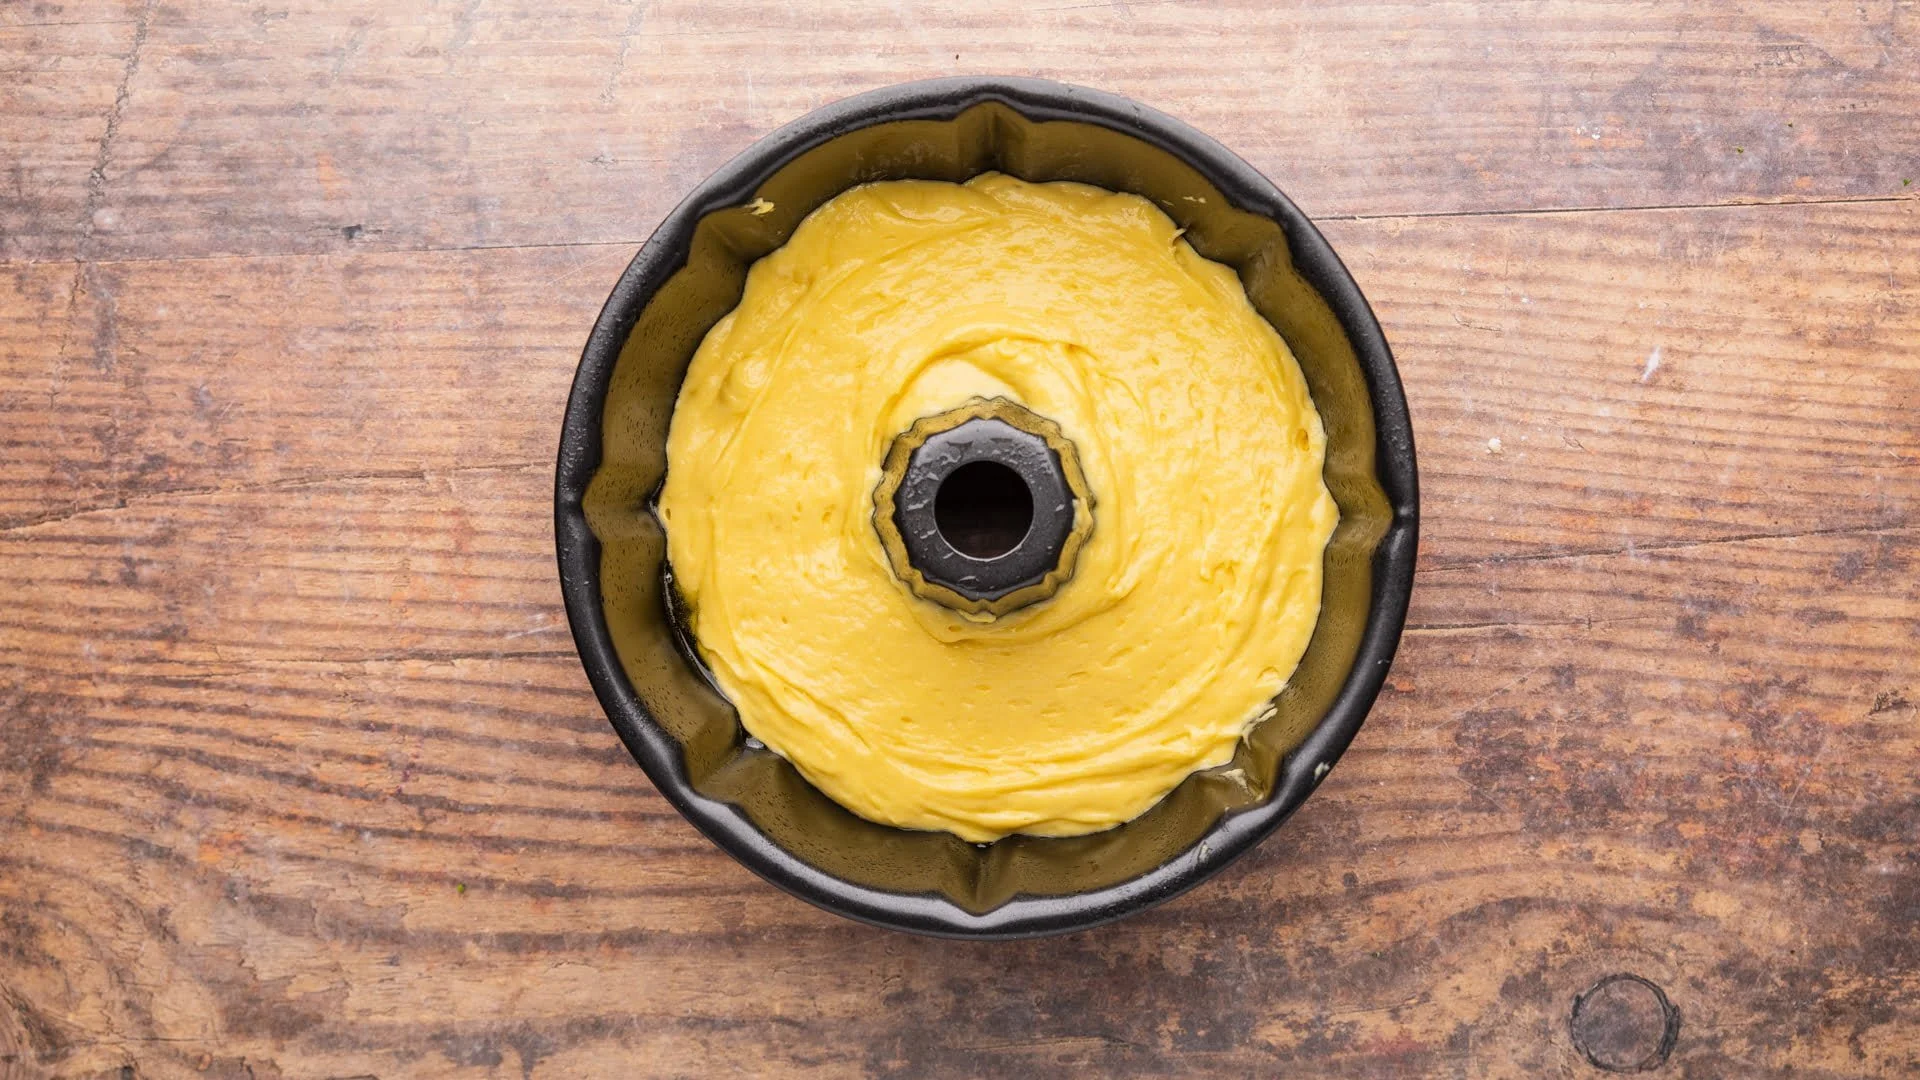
[[0, 242, 627, 529], [0, 0, 142, 263], [6, 0, 1920, 262], [1324, 199, 1920, 565], [4, 3, 1919, 1077]]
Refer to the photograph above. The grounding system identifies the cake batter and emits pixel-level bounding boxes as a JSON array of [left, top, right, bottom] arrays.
[[658, 173, 1337, 841]]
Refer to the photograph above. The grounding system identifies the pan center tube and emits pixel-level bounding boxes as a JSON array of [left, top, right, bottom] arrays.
[[873, 398, 1094, 619]]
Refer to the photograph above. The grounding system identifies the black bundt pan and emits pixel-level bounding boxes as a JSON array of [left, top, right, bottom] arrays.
[[556, 77, 1418, 938]]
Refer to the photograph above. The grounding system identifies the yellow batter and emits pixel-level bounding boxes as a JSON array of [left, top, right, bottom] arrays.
[[659, 173, 1337, 841]]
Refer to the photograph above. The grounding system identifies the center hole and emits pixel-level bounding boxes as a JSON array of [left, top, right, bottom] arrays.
[[934, 460, 1034, 560]]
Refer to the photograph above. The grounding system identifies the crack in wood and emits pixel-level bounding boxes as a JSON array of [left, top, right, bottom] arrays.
[[0, 461, 548, 533], [1419, 518, 1914, 575]]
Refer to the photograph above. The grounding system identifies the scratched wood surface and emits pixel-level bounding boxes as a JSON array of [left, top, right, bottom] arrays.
[[3, 1, 1918, 1077]]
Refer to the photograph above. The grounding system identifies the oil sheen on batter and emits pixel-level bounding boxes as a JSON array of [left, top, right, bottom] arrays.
[[659, 173, 1337, 842]]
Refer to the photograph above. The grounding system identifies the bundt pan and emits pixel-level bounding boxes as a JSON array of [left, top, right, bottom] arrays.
[[555, 76, 1418, 938]]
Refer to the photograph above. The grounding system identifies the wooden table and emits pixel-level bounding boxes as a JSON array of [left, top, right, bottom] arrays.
[[4, 2, 1917, 1076]]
